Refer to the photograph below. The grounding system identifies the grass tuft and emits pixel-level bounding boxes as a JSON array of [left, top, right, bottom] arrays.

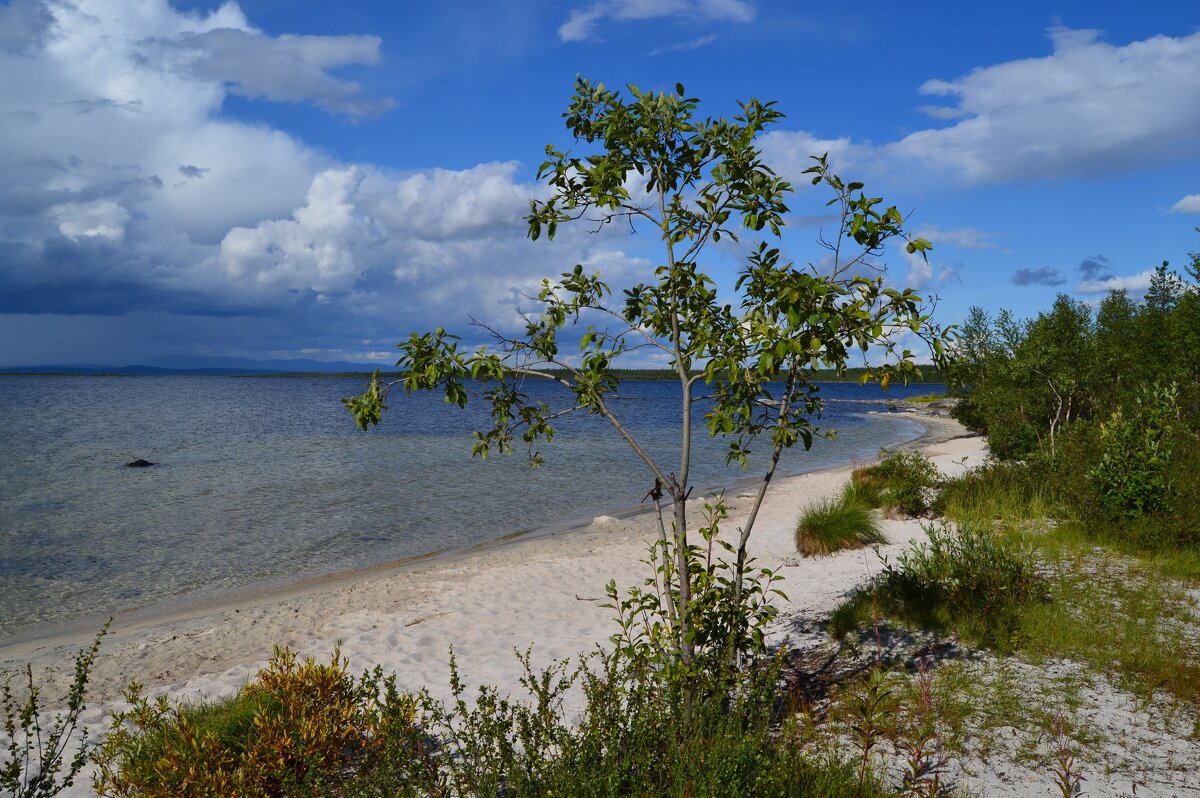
[[795, 493, 885, 557]]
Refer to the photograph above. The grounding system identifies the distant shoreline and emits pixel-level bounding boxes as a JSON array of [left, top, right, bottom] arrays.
[[0, 368, 948, 383]]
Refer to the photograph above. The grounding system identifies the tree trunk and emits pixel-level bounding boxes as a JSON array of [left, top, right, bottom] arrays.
[[671, 483, 694, 669]]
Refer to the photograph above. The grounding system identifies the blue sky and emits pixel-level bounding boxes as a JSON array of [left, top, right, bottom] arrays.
[[1, 0, 1198, 366]]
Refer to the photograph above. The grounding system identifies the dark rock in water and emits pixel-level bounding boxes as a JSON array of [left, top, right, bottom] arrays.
[[126, 458, 155, 468]]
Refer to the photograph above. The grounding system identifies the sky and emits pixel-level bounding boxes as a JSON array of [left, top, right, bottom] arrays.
[[1, 0, 1199, 367]]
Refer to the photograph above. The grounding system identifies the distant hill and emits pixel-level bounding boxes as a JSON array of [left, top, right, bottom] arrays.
[[0, 357, 390, 376], [140, 355, 392, 373]]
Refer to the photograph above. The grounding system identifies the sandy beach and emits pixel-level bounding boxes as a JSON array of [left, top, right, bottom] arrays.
[[2, 413, 982, 740], [8, 412, 1198, 798]]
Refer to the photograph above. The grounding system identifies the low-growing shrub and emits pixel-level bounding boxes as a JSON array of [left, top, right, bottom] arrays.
[[1042, 415, 1199, 560], [2, 623, 107, 798], [831, 521, 1038, 649], [795, 493, 886, 557], [340, 648, 877, 798], [92, 646, 417, 798], [851, 450, 941, 517]]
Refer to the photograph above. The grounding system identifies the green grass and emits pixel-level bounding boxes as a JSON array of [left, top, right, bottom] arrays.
[[933, 459, 1054, 527], [832, 521, 1200, 707], [932, 449, 1200, 583], [795, 494, 885, 557], [1011, 523, 1200, 705], [832, 459, 1200, 709], [904, 393, 947, 403]]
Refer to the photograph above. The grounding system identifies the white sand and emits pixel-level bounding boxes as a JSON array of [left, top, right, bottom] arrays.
[[2, 415, 986, 795]]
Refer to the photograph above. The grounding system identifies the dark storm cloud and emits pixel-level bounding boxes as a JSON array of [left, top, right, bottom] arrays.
[[1078, 254, 1113, 281], [56, 98, 144, 115], [178, 165, 210, 180], [1011, 266, 1066, 287], [0, 175, 161, 216], [0, 1, 645, 366], [0, 233, 292, 317], [2, 109, 40, 126]]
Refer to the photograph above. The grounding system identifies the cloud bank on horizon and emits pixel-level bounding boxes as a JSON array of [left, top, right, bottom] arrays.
[[1, 0, 1199, 365]]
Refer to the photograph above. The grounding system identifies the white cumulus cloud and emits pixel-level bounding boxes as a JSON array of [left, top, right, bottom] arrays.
[[218, 167, 377, 294], [763, 27, 1200, 188], [1169, 194, 1200, 214], [52, 199, 130, 241], [892, 27, 1200, 183], [1076, 269, 1155, 295]]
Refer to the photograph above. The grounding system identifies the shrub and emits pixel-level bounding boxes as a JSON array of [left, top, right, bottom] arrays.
[[340, 648, 876, 798], [1089, 382, 1179, 517], [795, 493, 886, 557], [852, 450, 941, 516], [92, 647, 417, 798], [604, 497, 787, 697], [831, 521, 1038, 649], [2, 623, 107, 798]]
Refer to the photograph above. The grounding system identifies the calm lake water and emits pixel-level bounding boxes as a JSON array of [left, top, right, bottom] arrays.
[[0, 376, 937, 641]]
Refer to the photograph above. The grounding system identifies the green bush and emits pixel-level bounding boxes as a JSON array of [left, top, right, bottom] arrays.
[[341, 649, 876, 798], [1089, 382, 1179, 517], [851, 450, 941, 516], [831, 521, 1038, 649], [795, 493, 886, 557]]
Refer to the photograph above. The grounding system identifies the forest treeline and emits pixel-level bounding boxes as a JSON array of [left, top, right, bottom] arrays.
[[539, 367, 946, 383], [947, 241, 1200, 548]]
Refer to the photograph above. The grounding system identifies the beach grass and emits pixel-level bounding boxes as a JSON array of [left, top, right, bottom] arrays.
[[795, 493, 885, 557], [933, 459, 1054, 527], [1014, 524, 1200, 705]]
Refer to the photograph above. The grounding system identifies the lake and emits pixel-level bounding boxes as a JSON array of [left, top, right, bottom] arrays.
[[0, 376, 938, 641]]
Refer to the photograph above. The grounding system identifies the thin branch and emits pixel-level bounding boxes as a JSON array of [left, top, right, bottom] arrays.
[[584, 304, 675, 357]]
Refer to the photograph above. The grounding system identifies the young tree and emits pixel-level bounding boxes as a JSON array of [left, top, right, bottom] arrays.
[[1093, 289, 1138, 410], [1021, 295, 1095, 457], [345, 79, 946, 680]]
